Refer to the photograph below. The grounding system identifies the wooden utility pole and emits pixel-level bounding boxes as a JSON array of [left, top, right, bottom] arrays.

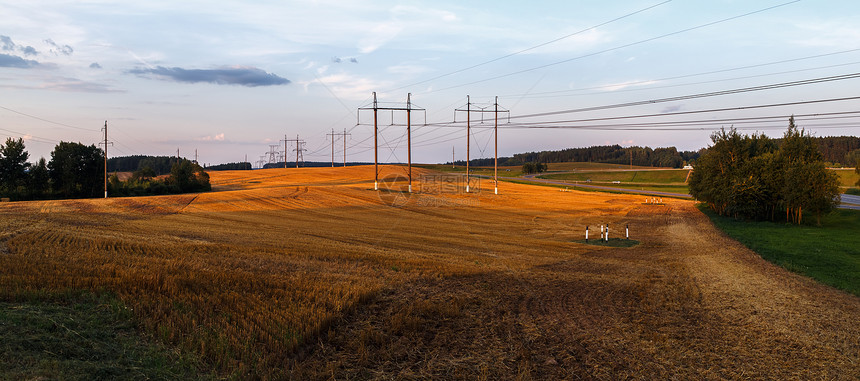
[[343, 128, 348, 166], [280, 135, 305, 168], [327, 130, 351, 167], [358, 92, 425, 192], [373, 92, 379, 190], [466, 95, 470, 192], [407, 93, 412, 193], [99, 121, 112, 198], [455, 97, 508, 194], [494, 96, 498, 195], [103, 121, 108, 198], [330, 129, 335, 167], [452, 146, 455, 169]]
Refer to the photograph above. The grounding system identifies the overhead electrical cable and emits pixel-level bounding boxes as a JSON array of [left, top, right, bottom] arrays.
[[421, 0, 802, 94], [386, 0, 672, 93], [486, 47, 860, 99]]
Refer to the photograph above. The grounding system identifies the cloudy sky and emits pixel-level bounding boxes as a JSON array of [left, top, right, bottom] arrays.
[[2, 0, 859, 166]]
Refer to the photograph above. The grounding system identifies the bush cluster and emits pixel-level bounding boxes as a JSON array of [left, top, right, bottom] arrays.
[[689, 117, 840, 225]]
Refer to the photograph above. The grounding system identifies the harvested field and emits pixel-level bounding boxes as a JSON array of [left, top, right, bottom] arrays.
[[1, 165, 858, 379]]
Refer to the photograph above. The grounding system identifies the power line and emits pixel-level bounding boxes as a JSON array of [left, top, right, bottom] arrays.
[[507, 72, 860, 119], [386, 0, 672, 93], [486, 48, 860, 99], [0, 105, 97, 131], [421, 0, 802, 94]]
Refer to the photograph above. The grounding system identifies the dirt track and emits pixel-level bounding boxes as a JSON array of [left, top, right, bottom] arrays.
[[295, 202, 860, 379]]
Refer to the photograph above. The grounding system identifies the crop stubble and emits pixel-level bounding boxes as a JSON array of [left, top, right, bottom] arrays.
[[0, 165, 857, 379]]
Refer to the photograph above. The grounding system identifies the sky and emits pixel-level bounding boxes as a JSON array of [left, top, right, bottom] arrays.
[[2, 0, 860, 166]]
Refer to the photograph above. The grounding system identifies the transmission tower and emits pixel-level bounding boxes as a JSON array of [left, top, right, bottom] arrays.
[[267, 144, 281, 165]]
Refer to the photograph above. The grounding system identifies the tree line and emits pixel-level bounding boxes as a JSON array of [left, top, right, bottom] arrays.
[[0, 138, 210, 201], [689, 118, 841, 225], [449, 145, 700, 168]]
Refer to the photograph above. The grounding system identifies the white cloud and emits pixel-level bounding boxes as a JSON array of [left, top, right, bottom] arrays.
[[599, 80, 658, 92], [198, 133, 226, 141], [791, 21, 860, 47], [387, 64, 432, 76], [305, 72, 393, 101], [358, 22, 403, 54]]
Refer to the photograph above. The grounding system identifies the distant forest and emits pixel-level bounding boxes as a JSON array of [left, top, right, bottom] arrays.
[[453, 145, 699, 168], [455, 136, 860, 168], [807, 136, 859, 166], [108, 155, 183, 175], [108, 136, 859, 172], [208, 162, 252, 171]]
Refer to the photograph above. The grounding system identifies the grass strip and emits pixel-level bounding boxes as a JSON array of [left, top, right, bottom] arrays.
[[0, 292, 205, 380], [698, 204, 860, 296]]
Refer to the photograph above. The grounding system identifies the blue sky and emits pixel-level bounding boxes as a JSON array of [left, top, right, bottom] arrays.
[[2, 0, 859, 166]]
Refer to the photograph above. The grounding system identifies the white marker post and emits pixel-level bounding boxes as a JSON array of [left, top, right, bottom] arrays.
[[600, 224, 604, 241], [626, 224, 629, 240], [605, 224, 610, 242], [585, 226, 589, 243]]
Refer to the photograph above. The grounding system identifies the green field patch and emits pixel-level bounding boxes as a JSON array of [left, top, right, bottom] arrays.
[[699, 205, 860, 296], [833, 168, 859, 188], [547, 162, 654, 171], [541, 169, 690, 184], [0, 292, 203, 380]]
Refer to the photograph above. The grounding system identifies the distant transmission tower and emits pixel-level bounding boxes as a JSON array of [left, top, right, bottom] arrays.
[[267, 144, 280, 165]]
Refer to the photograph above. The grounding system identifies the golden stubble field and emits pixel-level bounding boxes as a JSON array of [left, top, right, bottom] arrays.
[[1, 165, 858, 379]]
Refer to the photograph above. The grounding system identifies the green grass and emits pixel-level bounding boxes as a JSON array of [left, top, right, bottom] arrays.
[[833, 168, 859, 188], [589, 183, 690, 194], [540, 169, 690, 184], [698, 205, 860, 296], [415, 164, 523, 177], [846, 188, 860, 196], [0, 292, 205, 380], [546, 162, 653, 171]]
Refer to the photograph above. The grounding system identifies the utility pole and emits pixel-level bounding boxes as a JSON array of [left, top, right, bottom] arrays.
[[455, 97, 509, 194], [407, 93, 412, 193], [357, 92, 425, 192], [329, 129, 334, 167], [280, 135, 306, 168], [452, 146, 455, 169], [99, 120, 112, 199], [343, 128, 349, 167], [466, 95, 470, 192], [373, 92, 378, 189], [195, 149, 198, 164], [494, 96, 498, 195], [328, 129, 351, 167]]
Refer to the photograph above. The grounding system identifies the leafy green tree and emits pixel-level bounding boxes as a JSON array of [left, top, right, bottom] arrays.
[[0, 137, 30, 198], [856, 160, 859, 188], [27, 158, 50, 199], [522, 162, 536, 174], [168, 159, 210, 193], [48, 141, 104, 198], [691, 119, 840, 224], [131, 166, 157, 181]]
